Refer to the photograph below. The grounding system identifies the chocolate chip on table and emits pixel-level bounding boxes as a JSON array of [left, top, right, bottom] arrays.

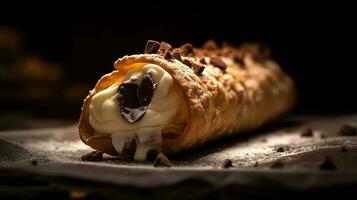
[[336, 125, 357, 136], [144, 40, 160, 54], [319, 156, 337, 170], [270, 161, 284, 169], [81, 151, 104, 162], [277, 147, 284, 153], [341, 146, 348, 152], [210, 57, 227, 70], [182, 59, 192, 68], [300, 126, 313, 137], [138, 73, 157, 106], [221, 159, 233, 168], [153, 153, 172, 167]]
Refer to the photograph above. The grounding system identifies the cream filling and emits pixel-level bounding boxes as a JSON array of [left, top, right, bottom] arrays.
[[89, 64, 180, 160]]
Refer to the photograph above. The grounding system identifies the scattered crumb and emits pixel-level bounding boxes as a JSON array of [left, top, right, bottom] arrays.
[[337, 125, 357, 136], [153, 153, 172, 167], [221, 159, 233, 169], [319, 156, 337, 170], [300, 126, 313, 137]]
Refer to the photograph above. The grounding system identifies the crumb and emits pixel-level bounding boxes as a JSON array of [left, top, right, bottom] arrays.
[[221, 159, 233, 168]]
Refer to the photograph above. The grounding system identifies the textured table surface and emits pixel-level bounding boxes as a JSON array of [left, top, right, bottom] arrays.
[[1, 115, 357, 199]]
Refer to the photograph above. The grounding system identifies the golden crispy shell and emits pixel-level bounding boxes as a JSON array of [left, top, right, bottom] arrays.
[[78, 42, 296, 155]]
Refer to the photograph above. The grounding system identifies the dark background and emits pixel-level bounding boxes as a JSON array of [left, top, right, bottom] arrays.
[[0, 3, 356, 122]]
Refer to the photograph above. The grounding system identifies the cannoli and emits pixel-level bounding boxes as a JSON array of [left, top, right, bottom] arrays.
[[78, 40, 295, 161]]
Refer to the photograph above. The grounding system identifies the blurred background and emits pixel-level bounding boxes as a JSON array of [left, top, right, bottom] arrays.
[[0, 3, 356, 129]]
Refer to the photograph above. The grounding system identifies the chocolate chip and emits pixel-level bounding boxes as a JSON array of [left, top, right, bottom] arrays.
[[319, 156, 337, 170], [200, 58, 207, 64], [180, 43, 194, 56], [81, 151, 103, 162], [164, 51, 173, 60], [300, 126, 313, 137], [210, 57, 227, 70], [203, 40, 219, 50], [120, 107, 146, 123], [30, 159, 38, 166], [157, 41, 172, 55], [270, 161, 284, 169], [234, 56, 245, 66], [192, 63, 205, 75], [341, 146, 348, 152], [277, 147, 284, 152], [146, 149, 159, 162], [253, 161, 259, 167], [171, 51, 181, 61], [118, 73, 157, 123], [182, 59, 192, 67], [337, 125, 357, 136], [118, 83, 142, 108], [221, 159, 233, 168], [144, 40, 160, 54], [153, 153, 172, 167], [138, 73, 157, 106]]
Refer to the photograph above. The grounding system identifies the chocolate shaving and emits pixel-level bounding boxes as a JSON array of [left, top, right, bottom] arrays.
[[164, 51, 173, 60], [221, 159, 233, 168], [171, 51, 181, 61], [203, 40, 219, 50], [153, 153, 172, 167], [300, 126, 313, 137], [157, 42, 172, 55], [144, 40, 160, 54], [253, 161, 259, 167], [319, 156, 337, 170], [240, 43, 271, 62], [138, 73, 157, 106], [200, 58, 207, 64], [81, 151, 103, 162], [337, 125, 357, 136], [277, 147, 284, 152], [192, 63, 205, 75], [179, 43, 194, 56], [210, 57, 227, 70], [182, 59, 192, 68]]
